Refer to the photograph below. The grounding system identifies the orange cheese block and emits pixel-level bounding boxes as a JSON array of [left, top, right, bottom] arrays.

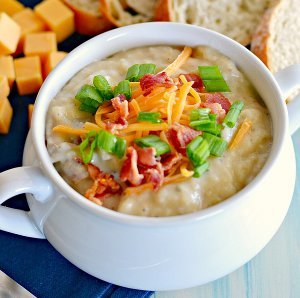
[[14, 56, 43, 95], [44, 51, 67, 77], [28, 104, 34, 127], [34, 0, 75, 43], [0, 56, 15, 89], [0, 76, 10, 99], [0, 97, 13, 134], [0, 13, 21, 55], [24, 32, 57, 62], [0, 0, 24, 16], [12, 8, 46, 55]]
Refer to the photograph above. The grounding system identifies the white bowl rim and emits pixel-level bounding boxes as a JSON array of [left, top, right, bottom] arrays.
[[32, 22, 288, 226]]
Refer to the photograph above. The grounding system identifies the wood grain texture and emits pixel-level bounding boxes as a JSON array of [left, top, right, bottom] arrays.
[[156, 129, 300, 298]]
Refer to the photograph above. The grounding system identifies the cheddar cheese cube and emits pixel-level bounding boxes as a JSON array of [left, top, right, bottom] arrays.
[[0, 0, 24, 16], [14, 56, 43, 95], [44, 51, 67, 77], [0, 13, 21, 55], [0, 56, 15, 88], [12, 8, 46, 55], [0, 97, 13, 134], [0, 76, 10, 99], [28, 104, 34, 127], [34, 0, 75, 42], [24, 32, 57, 62]]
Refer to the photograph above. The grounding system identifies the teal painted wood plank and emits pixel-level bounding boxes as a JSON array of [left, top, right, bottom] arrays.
[[156, 129, 300, 298]]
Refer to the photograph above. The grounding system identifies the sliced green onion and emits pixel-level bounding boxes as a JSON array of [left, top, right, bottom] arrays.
[[75, 85, 103, 114], [114, 137, 126, 158], [138, 64, 156, 80], [193, 162, 209, 178], [114, 80, 132, 100], [223, 101, 244, 128], [193, 122, 222, 136], [203, 132, 227, 156], [203, 80, 230, 92], [137, 112, 162, 123], [97, 130, 117, 154], [126, 64, 156, 82], [198, 66, 223, 80], [79, 103, 98, 114], [93, 75, 114, 101], [135, 135, 170, 156], [190, 108, 211, 121], [187, 136, 210, 166], [79, 131, 98, 164]]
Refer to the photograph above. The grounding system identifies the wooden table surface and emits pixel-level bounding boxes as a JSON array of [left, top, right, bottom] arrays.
[[156, 129, 300, 298]]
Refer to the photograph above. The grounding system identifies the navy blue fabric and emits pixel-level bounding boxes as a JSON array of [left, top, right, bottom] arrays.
[[0, 1, 153, 297]]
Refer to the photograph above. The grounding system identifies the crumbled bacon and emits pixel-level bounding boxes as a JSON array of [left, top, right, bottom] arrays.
[[85, 164, 121, 204], [203, 93, 231, 112], [161, 152, 182, 172], [136, 146, 157, 167], [111, 94, 129, 118], [140, 72, 174, 95], [143, 163, 164, 190], [106, 94, 129, 132], [120, 147, 144, 186], [167, 123, 202, 154], [180, 73, 205, 92], [203, 102, 226, 123]]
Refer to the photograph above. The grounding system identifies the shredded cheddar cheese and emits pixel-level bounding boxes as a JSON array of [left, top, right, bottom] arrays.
[[229, 119, 252, 149]]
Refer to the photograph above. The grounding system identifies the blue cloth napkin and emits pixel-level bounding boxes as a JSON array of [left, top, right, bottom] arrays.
[[0, 1, 153, 297]]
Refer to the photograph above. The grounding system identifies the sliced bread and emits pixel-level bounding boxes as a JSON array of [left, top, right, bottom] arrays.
[[251, 0, 300, 73], [155, 0, 273, 45], [63, 0, 114, 35], [100, 0, 157, 27]]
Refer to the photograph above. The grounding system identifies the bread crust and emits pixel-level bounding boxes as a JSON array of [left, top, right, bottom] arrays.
[[251, 0, 282, 71], [99, 0, 121, 27], [155, 0, 171, 21], [63, 0, 114, 35]]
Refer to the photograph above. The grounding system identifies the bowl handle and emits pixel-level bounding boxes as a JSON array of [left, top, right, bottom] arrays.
[[274, 64, 300, 134], [0, 166, 53, 238]]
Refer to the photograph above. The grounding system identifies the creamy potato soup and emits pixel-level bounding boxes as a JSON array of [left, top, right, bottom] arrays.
[[46, 46, 272, 217]]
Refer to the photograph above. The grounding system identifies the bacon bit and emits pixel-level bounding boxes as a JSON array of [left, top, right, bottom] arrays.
[[136, 146, 157, 167], [106, 94, 129, 132], [143, 163, 164, 190], [203, 102, 226, 123], [167, 123, 202, 154], [203, 93, 231, 112], [140, 72, 174, 96], [161, 152, 182, 172], [120, 147, 144, 186], [180, 73, 205, 92], [111, 94, 129, 118], [85, 164, 121, 204]]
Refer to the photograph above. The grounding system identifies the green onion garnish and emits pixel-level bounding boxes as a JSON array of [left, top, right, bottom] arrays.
[[187, 136, 210, 166], [79, 131, 98, 164], [93, 75, 114, 101], [202, 132, 227, 157], [198, 65, 230, 92], [198, 66, 223, 80], [137, 112, 163, 123], [75, 84, 103, 114], [191, 113, 221, 136], [114, 80, 132, 100], [190, 108, 211, 121], [135, 135, 170, 156], [223, 101, 244, 128], [114, 137, 127, 159], [126, 64, 156, 82], [97, 130, 117, 154], [193, 162, 209, 178], [202, 80, 230, 92]]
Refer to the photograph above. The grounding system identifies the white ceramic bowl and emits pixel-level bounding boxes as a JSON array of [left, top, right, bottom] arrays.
[[1, 23, 300, 291]]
